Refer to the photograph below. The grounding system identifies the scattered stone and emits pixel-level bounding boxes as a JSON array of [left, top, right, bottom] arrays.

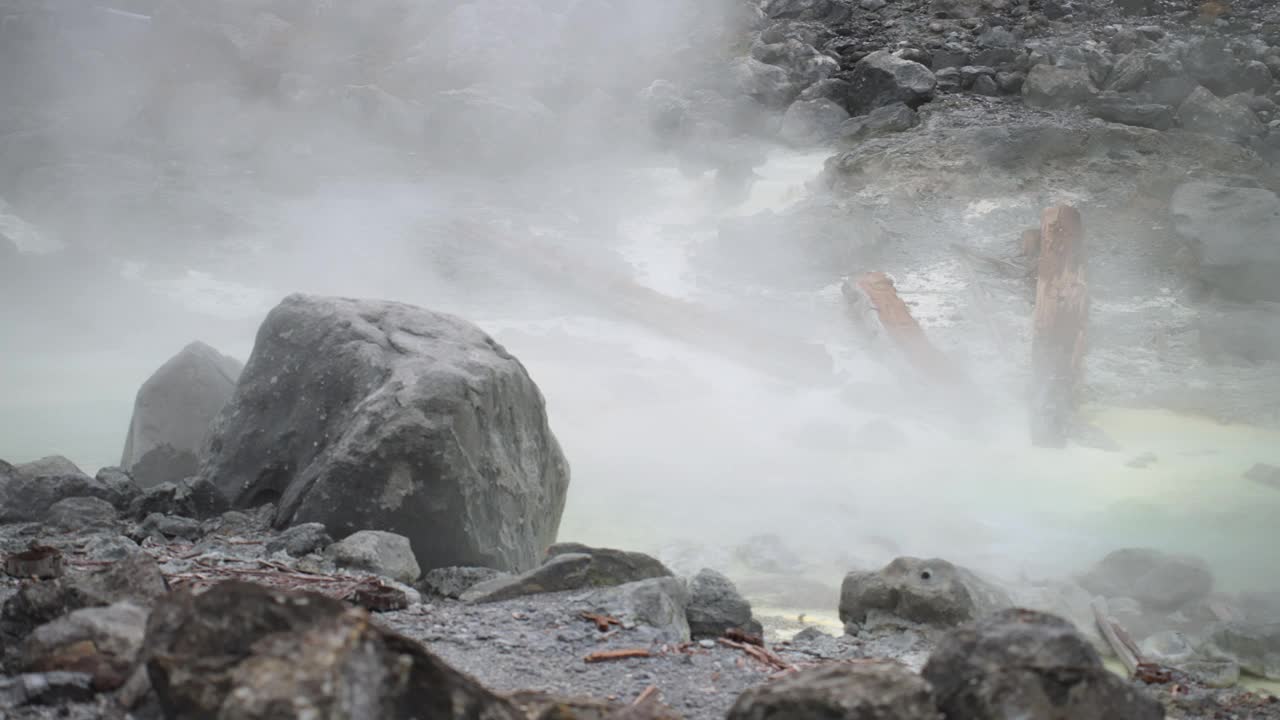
[[1170, 181, 1280, 303], [93, 467, 141, 510], [780, 97, 851, 145], [687, 569, 762, 640], [545, 542, 674, 587], [1205, 622, 1280, 679], [0, 460, 118, 524], [1022, 64, 1097, 109], [46, 496, 119, 531], [21, 601, 148, 691], [583, 577, 692, 643], [135, 512, 203, 541], [924, 609, 1165, 719], [420, 566, 508, 599], [846, 51, 937, 115], [327, 530, 422, 585], [840, 557, 1012, 630], [1080, 548, 1213, 613], [461, 553, 594, 604], [727, 662, 939, 720], [1089, 95, 1174, 130], [198, 294, 570, 573], [1178, 86, 1265, 142], [141, 581, 525, 719], [265, 522, 332, 557], [839, 102, 919, 143], [119, 342, 241, 488]]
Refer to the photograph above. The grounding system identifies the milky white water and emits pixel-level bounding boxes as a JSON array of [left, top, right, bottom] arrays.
[[3, 148, 1278, 612]]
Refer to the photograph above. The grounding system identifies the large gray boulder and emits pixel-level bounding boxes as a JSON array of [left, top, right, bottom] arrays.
[[840, 557, 1012, 630], [847, 51, 936, 115], [0, 458, 120, 524], [199, 294, 570, 573], [1170, 182, 1280, 303], [1178, 86, 1264, 143], [1022, 64, 1097, 109], [1078, 547, 1213, 613], [923, 609, 1165, 719], [122, 342, 243, 488], [327, 530, 421, 585], [727, 662, 940, 720]]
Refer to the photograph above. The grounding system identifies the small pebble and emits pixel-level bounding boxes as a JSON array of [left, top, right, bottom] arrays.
[[698, 639, 716, 649]]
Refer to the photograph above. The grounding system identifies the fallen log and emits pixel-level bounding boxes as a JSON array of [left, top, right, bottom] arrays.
[[1030, 205, 1088, 447], [841, 271, 962, 384]]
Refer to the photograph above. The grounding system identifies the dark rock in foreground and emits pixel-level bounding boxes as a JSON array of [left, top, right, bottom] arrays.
[[727, 662, 940, 720], [923, 609, 1165, 719], [198, 294, 570, 573]]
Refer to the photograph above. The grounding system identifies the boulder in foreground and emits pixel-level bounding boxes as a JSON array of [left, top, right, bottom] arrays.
[[198, 294, 570, 573], [727, 662, 940, 720]]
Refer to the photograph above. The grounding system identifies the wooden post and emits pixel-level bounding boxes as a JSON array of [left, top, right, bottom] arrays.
[[1030, 205, 1088, 447], [843, 271, 960, 384]]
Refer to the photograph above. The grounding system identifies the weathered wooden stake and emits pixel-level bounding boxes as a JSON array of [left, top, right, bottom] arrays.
[[1030, 205, 1088, 447], [844, 271, 960, 384]]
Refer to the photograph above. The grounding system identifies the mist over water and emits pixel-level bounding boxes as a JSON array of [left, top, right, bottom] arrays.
[[2, 0, 1278, 618]]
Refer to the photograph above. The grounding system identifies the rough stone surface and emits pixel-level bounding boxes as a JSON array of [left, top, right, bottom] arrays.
[[0, 461, 118, 524], [420, 567, 508, 599], [1205, 622, 1280, 680], [727, 662, 940, 720], [846, 51, 936, 115], [583, 577, 692, 644], [45, 497, 119, 531], [327, 529, 422, 585], [545, 542, 674, 587], [198, 294, 570, 573], [140, 581, 524, 720], [1170, 182, 1280, 304], [687, 568, 761, 640], [462, 553, 594, 604], [1178, 86, 1265, 142], [1079, 547, 1214, 612], [92, 467, 142, 510], [1023, 64, 1097, 108], [21, 601, 148, 691], [120, 344, 242, 489], [135, 513, 203, 541], [780, 98, 851, 145], [840, 557, 1012, 630], [1089, 94, 1174, 130], [839, 102, 919, 143], [923, 609, 1165, 719], [264, 522, 332, 557]]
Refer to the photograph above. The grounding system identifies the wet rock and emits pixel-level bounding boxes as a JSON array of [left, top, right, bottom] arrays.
[[135, 513, 203, 541], [46, 496, 119, 531], [923, 609, 1164, 719], [1088, 95, 1174, 130], [198, 294, 570, 574], [846, 51, 937, 114], [0, 460, 119, 524], [545, 543, 674, 587], [1170, 182, 1280, 303], [461, 553, 593, 604], [0, 672, 95, 708], [420, 566, 508, 599], [21, 601, 147, 691], [119, 344, 240, 489], [1205, 622, 1280, 679], [141, 581, 524, 720], [1022, 64, 1097, 109], [840, 557, 1012, 630], [1105, 52, 1156, 92], [780, 98, 851, 145], [327, 530, 421, 585], [1080, 548, 1213, 613], [264, 522, 332, 557], [1178, 86, 1264, 142], [93, 467, 141, 510], [687, 569, 761, 640], [727, 662, 939, 720], [838, 102, 919, 143], [584, 577, 692, 643]]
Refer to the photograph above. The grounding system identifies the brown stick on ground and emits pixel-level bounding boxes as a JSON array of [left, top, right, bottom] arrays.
[[1030, 205, 1088, 447], [581, 612, 623, 632], [584, 648, 652, 664], [847, 271, 961, 384], [717, 638, 796, 673]]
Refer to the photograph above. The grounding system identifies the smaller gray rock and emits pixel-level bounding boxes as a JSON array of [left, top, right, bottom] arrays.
[[840, 557, 1012, 630], [687, 569, 761, 640], [972, 74, 999, 96], [266, 523, 333, 557], [1023, 64, 1097, 109], [128, 481, 178, 519], [727, 662, 940, 720], [1139, 630, 1196, 665], [47, 496, 119, 531], [780, 98, 851, 145], [420, 567, 508, 599], [583, 577, 691, 643], [847, 50, 937, 114], [545, 543, 673, 587], [136, 513, 203, 541], [977, 26, 1018, 49], [1243, 61, 1273, 95], [839, 102, 919, 143], [1178, 86, 1264, 142], [1205, 622, 1280, 680], [462, 553, 593, 604], [22, 601, 148, 689], [1089, 94, 1174, 130], [94, 467, 142, 510], [327, 530, 422, 585], [996, 71, 1025, 94]]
